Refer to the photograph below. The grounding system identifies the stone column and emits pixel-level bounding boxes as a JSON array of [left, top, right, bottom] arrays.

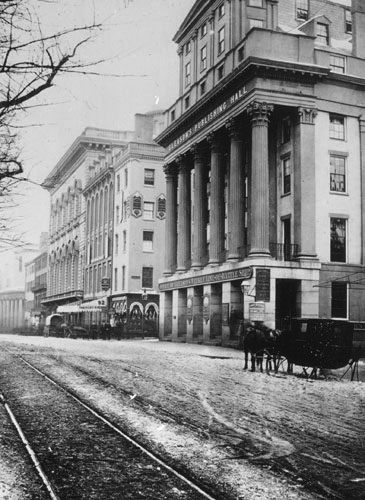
[[191, 144, 207, 269], [226, 117, 244, 261], [163, 164, 178, 275], [294, 107, 318, 260], [248, 101, 273, 258], [177, 155, 191, 272], [207, 132, 225, 265]]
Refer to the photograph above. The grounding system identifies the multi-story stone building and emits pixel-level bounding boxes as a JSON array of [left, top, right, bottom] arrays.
[[42, 128, 134, 321], [155, 0, 365, 346], [110, 112, 166, 337]]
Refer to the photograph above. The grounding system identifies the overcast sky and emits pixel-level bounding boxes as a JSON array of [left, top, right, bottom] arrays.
[[10, 0, 195, 248]]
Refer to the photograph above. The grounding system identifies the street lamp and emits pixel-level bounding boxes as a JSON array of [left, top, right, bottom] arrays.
[[240, 280, 251, 296], [239, 280, 251, 349]]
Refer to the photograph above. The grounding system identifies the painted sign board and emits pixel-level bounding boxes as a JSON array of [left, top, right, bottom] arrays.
[[249, 302, 265, 322]]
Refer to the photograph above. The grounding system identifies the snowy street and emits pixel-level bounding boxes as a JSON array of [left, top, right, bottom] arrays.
[[0, 334, 364, 500]]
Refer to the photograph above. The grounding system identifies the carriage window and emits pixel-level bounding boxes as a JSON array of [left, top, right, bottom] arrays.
[[331, 282, 347, 318]]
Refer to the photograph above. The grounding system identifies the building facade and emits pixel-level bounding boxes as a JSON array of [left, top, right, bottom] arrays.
[[110, 112, 166, 337], [155, 0, 365, 346], [42, 128, 134, 321]]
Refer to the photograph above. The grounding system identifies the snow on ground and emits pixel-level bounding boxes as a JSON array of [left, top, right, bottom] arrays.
[[1, 334, 364, 499]]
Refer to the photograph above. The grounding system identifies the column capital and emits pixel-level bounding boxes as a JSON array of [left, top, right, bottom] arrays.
[[176, 154, 189, 173], [297, 107, 317, 125], [247, 101, 273, 126], [206, 131, 222, 153], [163, 163, 176, 178], [225, 117, 241, 140], [191, 142, 206, 161], [177, 45, 183, 56]]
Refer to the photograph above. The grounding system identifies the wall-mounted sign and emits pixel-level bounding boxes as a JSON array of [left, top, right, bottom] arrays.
[[186, 295, 193, 323], [249, 302, 265, 322], [160, 266, 253, 291], [101, 277, 110, 291], [168, 86, 248, 152], [255, 268, 271, 302], [203, 294, 210, 324]]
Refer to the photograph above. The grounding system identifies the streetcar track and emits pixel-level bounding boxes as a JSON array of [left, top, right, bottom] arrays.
[[14, 352, 220, 500]]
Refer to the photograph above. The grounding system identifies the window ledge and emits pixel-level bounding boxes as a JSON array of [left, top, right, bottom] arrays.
[[329, 191, 348, 196]]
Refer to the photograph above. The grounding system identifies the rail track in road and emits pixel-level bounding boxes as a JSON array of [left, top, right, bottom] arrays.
[[0, 349, 223, 500]]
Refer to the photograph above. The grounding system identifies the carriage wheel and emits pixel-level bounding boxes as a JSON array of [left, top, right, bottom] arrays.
[[275, 355, 290, 374]]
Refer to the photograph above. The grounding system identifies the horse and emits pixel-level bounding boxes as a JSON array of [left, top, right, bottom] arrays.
[[243, 323, 282, 372]]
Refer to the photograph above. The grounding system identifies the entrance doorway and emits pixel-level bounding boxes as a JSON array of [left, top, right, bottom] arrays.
[[275, 279, 300, 329]]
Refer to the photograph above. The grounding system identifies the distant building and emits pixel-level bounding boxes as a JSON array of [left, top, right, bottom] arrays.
[[155, 0, 365, 346], [42, 128, 134, 320]]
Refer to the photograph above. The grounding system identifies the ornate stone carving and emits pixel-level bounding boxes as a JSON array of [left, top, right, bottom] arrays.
[[225, 117, 241, 140], [247, 101, 274, 126], [206, 131, 221, 153], [298, 107, 318, 125], [163, 163, 176, 178]]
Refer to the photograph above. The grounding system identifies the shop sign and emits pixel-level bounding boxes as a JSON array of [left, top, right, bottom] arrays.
[[101, 277, 110, 291], [255, 268, 271, 302], [203, 294, 210, 324], [168, 86, 248, 152], [160, 266, 253, 291], [186, 295, 193, 323], [249, 302, 265, 322]]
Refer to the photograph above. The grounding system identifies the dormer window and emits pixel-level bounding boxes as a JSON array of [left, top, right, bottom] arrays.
[[316, 23, 329, 46], [296, 0, 309, 21]]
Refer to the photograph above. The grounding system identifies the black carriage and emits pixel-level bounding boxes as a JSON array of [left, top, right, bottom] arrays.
[[279, 318, 354, 371]]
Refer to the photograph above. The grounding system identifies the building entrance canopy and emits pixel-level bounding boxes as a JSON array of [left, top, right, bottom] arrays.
[[57, 303, 81, 313], [80, 297, 107, 312]]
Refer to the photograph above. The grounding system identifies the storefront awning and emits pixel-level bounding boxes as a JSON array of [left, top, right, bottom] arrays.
[[57, 304, 81, 313], [80, 297, 107, 312]]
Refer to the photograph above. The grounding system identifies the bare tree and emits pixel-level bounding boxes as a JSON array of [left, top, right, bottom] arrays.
[[0, 0, 102, 181]]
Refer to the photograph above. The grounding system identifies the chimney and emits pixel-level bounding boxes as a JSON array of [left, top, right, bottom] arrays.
[[352, 0, 365, 58]]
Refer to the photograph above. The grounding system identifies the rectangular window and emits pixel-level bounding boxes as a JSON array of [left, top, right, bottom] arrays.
[[185, 40, 191, 55], [144, 168, 155, 186], [142, 267, 153, 289], [144, 201, 154, 220], [218, 27, 225, 55], [316, 23, 329, 46], [123, 230, 127, 252], [114, 267, 118, 291], [249, 0, 263, 6], [331, 282, 347, 318], [282, 157, 291, 195], [143, 231, 154, 252], [200, 80, 206, 96], [249, 19, 264, 29], [330, 115, 345, 140], [282, 117, 291, 143], [115, 233, 119, 254], [296, 0, 308, 21], [238, 46, 244, 62], [185, 61, 191, 86], [184, 95, 190, 110], [345, 10, 352, 34], [330, 55, 345, 74], [200, 45, 207, 71], [124, 168, 128, 187], [122, 266, 126, 290], [116, 206, 119, 224], [218, 3, 225, 17], [117, 174, 120, 192], [201, 23, 207, 38], [171, 109, 175, 122], [330, 156, 346, 193], [217, 64, 224, 80], [330, 217, 346, 263]]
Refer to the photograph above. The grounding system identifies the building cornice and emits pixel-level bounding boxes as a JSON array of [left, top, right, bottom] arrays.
[[155, 56, 329, 147]]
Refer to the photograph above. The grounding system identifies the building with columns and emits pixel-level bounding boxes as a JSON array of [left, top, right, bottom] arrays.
[[155, 0, 365, 346]]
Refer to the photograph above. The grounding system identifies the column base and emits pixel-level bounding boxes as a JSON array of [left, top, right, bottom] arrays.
[[191, 263, 203, 271], [248, 249, 271, 259], [227, 254, 240, 262], [176, 267, 188, 274], [294, 253, 318, 262], [208, 260, 220, 267]]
